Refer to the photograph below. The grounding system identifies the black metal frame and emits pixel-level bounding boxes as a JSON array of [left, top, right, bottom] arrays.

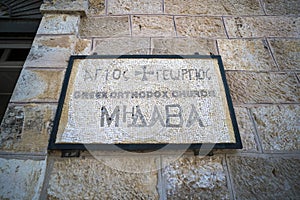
[[48, 55, 242, 151]]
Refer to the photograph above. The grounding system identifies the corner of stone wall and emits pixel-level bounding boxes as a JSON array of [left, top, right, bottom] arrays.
[[0, 1, 92, 199]]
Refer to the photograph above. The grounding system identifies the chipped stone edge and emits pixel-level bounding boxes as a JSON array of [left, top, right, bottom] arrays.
[[40, 2, 88, 16]]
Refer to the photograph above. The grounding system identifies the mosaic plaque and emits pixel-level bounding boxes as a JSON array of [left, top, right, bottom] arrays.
[[49, 55, 242, 150]]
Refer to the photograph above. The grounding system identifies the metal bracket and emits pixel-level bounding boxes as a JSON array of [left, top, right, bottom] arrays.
[[61, 150, 80, 157]]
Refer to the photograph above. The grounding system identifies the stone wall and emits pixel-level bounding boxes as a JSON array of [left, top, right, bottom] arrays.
[[0, 0, 299, 199]]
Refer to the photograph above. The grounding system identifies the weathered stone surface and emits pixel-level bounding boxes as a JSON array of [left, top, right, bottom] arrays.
[[87, 0, 106, 15], [108, 0, 162, 14], [24, 36, 75, 68], [165, 0, 264, 15], [162, 155, 230, 199], [0, 157, 46, 200], [80, 16, 130, 37], [269, 39, 300, 71], [41, 0, 88, 14], [224, 16, 299, 38], [251, 105, 299, 152], [11, 69, 65, 102], [151, 38, 217, 55], [94, 37, 150, 54], [227, 155, 300, 199], [175, 17, 227, 38], [234, 107, 258, 152], [37, 14, 80, 35], [218, 39, 277, 71], [0, 104, 56, 153], [262, 0, 300, 15], [132, 15, 175, 37], [46, 156, 159, 199], [74, 38, 92, 55], [226, 72, 299, 104]]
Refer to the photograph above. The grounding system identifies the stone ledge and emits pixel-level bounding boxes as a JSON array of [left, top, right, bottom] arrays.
[[37, 14, 80, 35], [40, 0, 88, 16]]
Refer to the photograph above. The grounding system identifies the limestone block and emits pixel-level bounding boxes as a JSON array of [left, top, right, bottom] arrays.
[[218, 39, 277, 71], [175, 17, 227, 38], [162, 155, 230, 199], [46, 156, 159, 199], [87, 0, 106, 15], [37, 14, 80, 35], [10, 69, 65, 103], [224, 16, 299, 38], [132, 15, 175, 37], [0, 104, 56, 153], [151, 38, 217, 55], [269, 39, 300, 71], [74, 38, 92, 55], [0, 157, 46, 200], [227, 155, 300, 199], [108, 0, 162, 14], [94, 37, 150, 55], [41, 0, 88, 15], [234, 107, 258, 152], [24, 36, 76, 68], [226, 72, 299, 104], [80, 16, 130, 37], [251, 105, 299, 152], [262, 0, 300, 15], [165, 0, 264, 15]]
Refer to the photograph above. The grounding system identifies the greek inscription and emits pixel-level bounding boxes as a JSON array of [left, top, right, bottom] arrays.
[[186, 104, 204, 127], [82, 66, 212, 82], [100, 104, 205, 128], [135, 66, 154, 81], [128, 106, 147, 127], [165, 104, 183, 127], [83, 68, 129, 81], [100, 106, 120, 127]]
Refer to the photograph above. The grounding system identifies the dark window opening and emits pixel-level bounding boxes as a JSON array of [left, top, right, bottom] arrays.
[[6, 49, 31, 61], [0, 0, 42, 123], [0, 47, 29, 123]]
